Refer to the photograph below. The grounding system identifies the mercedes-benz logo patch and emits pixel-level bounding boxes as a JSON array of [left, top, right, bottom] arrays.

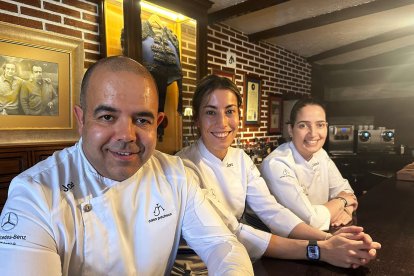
[[1, 212, 18, 231]]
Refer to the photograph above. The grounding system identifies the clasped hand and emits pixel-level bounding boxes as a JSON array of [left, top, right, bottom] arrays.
[[321, 226, 381, 268]]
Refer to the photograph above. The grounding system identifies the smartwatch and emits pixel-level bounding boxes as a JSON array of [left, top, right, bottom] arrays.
[[306, 240, 320, 261]]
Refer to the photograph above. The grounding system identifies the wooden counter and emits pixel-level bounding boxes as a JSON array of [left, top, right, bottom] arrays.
[[254, 178, 414, 275]]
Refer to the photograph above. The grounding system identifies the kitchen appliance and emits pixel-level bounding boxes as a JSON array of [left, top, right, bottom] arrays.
[[357, 129, 395, 153], [328, 125, 355, 154]]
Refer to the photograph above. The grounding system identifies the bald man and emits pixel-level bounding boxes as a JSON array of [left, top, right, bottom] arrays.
[[0, 56, 253, 275]]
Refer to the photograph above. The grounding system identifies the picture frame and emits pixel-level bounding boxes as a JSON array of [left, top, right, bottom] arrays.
[[244, 74, 261, 126], [268, 95, 282, 134], [212, 69, 235, 82], [0, 22, 84, 145]]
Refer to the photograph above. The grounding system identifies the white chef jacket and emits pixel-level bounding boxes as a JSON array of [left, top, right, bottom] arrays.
[[261, 142, 354, 231], [0, 139, 253, 276], [176, 139, 303, 260]]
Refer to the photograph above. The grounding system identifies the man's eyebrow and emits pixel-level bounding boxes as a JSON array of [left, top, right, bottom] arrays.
[[93, 105, 118, 116], [93, 105, 155, 119], [135, 111, 155, 119]]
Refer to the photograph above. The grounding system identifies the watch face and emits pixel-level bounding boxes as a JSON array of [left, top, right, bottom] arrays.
[[307, 245, 320, 260]]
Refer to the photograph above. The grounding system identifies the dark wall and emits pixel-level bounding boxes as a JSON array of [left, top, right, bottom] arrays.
[[327, 97, 414, 148], [313, 59, 414, 149]]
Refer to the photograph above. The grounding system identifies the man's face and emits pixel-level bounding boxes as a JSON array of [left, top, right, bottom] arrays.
[[32, 66, 43, 81], [4, 64, 16, 78], [74, 67, 164, 181], [196, 89, 239, 160]]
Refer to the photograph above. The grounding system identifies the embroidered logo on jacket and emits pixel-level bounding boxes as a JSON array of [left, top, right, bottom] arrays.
[[62, 181, 75, 192], [280, 169, 294, 179], [148, 203, 172, 223]]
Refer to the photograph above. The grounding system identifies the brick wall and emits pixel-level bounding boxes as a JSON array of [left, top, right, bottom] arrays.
[[182, 23, 312, 145], [0, 2, 312, 146], [0, 0, 101, 68]]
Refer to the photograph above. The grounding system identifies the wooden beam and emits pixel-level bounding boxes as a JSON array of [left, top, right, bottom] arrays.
[[208, 0, 288, 25], [249, 0, 414, 42], [308, 25, 414, 63], [321, 44, 414, 71]]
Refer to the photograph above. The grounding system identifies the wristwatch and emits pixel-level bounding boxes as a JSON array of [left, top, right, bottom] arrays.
[[306, 240, 320, 261]]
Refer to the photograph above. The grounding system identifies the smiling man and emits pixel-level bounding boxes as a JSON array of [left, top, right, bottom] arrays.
[[0, 61, 22, 115], [0, 56, 253, 275]]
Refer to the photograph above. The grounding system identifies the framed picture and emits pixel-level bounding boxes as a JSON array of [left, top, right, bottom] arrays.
[[244, 74, 261, 126], [268, 96, 282, 134], [212, 69, 235, 82], [0, 21, 83, 145]]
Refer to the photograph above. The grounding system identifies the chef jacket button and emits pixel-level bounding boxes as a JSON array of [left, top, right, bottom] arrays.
[[83, 204, 92, 212]]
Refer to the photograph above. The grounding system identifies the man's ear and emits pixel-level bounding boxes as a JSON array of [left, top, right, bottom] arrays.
[[157, 112, 165, 127], [73, 105, 84, 136]]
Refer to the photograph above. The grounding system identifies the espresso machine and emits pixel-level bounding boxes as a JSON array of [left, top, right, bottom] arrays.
[[328, 125, 355, 154], [357, 128, 395, 153]]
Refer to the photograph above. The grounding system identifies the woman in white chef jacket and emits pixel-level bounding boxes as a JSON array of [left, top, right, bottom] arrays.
[[261, 98, 358, 231], [175, 75, 379, 272]]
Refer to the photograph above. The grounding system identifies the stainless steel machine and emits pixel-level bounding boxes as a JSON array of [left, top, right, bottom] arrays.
[[357, 128, 395, 153], [328, 125, 355, 154]]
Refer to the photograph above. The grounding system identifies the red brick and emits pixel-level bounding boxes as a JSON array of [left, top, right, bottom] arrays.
[[18, 0, 40, 8], [85, 51, 100, 61], [21, 7, 61, 23], [64, 18, 98, 32], [84, 41, 99, 52], [0, 1, 18, 12], [0, 13, 42, 29], [44, 2, 80, 19], [82, 12, 99, 23], [63, 0, 97, 13], [83, 32, 99, 42], [45, 23, 82, 38]]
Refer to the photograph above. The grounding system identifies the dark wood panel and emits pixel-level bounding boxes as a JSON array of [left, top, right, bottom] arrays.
[[0, 142, 74, 213], [0, 188, 7, 211], [0, 151, 29, 189]]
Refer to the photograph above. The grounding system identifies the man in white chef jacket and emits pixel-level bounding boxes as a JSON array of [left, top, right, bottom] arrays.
[[0, 56, 253, 275]]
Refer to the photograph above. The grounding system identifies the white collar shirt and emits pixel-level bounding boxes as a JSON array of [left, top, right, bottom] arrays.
[[0, 139, 253, 275], [177, 139, 303, 260], [261, 142, 354, 230]]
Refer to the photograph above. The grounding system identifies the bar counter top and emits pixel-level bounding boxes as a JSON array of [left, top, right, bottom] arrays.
[[253, 178, 414, 275]]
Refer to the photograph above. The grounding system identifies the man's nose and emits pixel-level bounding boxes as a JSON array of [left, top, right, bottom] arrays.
[[115, 119, 136, 142]]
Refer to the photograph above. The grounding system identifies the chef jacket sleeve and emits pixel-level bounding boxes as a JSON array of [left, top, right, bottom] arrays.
[[181, 167, 254, 275], [0, 176, 62, 275], [181, 159, 270, 261], [261, 158, 331, 231], [245, 159, 303, 237], [326, 158, 354, 198]]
